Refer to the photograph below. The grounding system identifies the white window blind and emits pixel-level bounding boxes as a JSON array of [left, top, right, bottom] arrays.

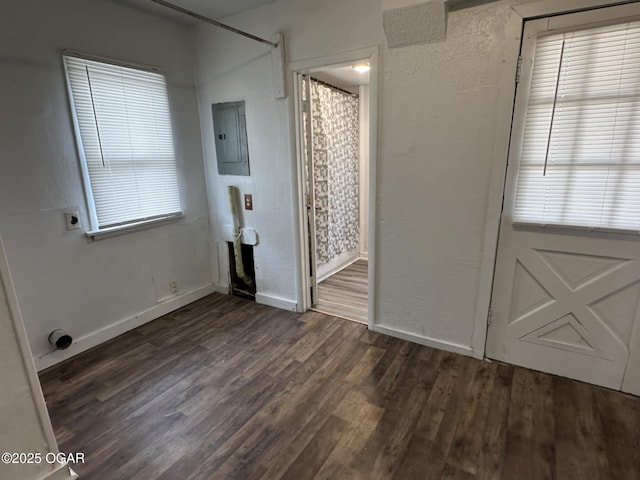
[[513, 21, 640, 232], [63, 55, 182, 230]]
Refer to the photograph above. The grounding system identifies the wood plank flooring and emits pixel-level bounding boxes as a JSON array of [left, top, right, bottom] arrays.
[[315, 259, 367, 323], [39, 293, 640, 480]]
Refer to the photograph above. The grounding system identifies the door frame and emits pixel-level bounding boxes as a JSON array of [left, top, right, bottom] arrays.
[[473, 0, 640, 360], [290, 46, 379, 330], [299, 75, 320, 307], [0, 236, 77, 478]]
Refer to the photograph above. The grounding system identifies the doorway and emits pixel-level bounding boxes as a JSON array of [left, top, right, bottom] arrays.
[[293, 50, 377, 326]]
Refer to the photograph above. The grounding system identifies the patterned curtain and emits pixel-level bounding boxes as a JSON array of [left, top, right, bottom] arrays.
[[307, 79, 360, 264]]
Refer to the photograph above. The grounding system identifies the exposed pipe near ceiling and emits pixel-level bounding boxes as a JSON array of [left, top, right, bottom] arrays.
[[148, 0, 287, 99], [149, 0, 277, 47]]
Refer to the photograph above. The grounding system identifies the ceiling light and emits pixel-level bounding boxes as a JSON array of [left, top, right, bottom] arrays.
[[353, 63, 370, 73]]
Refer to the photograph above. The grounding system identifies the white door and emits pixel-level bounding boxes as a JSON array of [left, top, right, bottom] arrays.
[[486, 5, 640, 392], [300, 74, 320, 306]]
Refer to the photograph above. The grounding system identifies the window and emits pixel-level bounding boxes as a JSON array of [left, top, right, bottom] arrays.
[[63, 54, 182, 232], [513, 20, 640, 232]]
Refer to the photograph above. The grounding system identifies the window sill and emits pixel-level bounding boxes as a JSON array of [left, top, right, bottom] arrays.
[[85, 213, 184, 241], [513, 221, 640, 236]]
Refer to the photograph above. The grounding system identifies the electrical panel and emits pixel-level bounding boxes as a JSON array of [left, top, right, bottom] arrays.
[[212, 101, 250, 176]]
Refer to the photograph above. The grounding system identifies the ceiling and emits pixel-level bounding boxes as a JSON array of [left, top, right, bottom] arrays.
[[312, 65, 370, 93], [111, 0, 277, 25]]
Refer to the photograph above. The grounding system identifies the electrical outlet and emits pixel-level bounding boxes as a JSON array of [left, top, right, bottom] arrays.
[[169, 281, 178, 294], [65, 211, 81, 230], [244, 194, 253, 210]]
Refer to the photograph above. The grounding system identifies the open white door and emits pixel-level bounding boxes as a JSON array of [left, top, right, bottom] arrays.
[[487, 5, 640, 393], [300, 75, 319, 306], [0, 236, 78, 479]]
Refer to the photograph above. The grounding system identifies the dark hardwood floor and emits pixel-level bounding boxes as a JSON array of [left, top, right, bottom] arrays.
[[39, 293, 640, 479]]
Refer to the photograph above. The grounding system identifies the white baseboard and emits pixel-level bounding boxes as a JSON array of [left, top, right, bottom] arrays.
[[359, 251, 368, 261], [41, 465, 78, 480], [317, 249, 359, 283], [317, 255, 361, 283], [212, 283, 230, 294], [36, 284, 217, 371], [255, 293, 297, 312], [371, 324, 474, 357]]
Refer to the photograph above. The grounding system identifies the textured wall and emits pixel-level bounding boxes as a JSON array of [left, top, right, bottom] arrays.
[[377, 4, 511, 348], [382, 1, 447, 47]]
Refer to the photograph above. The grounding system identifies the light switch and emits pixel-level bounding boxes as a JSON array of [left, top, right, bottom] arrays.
[[244, 194, 253, 210]]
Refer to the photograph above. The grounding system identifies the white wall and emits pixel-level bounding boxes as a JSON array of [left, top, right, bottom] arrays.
[[195, 0, 513, 353], [0, 238, 75, 480], [0, 0, 213, 368]]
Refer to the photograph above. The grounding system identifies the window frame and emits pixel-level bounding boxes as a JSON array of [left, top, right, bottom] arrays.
[[62, 50, 183, 239]]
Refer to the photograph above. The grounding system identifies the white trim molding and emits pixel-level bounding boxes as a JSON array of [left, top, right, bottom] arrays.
[[43, 465, 79, 480], [255, 293, 298, 312], [316, 252, 359, 283], [512, 0, 640, 19], [36, 283, 217, 371], [85, 213, 184, 241], [471, 5, 524, 359], [372, 324, 473, 357], [445, 0, 640, 14]]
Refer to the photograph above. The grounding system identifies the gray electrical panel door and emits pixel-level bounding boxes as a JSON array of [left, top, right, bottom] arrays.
[[212, 101, 250, 176]]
